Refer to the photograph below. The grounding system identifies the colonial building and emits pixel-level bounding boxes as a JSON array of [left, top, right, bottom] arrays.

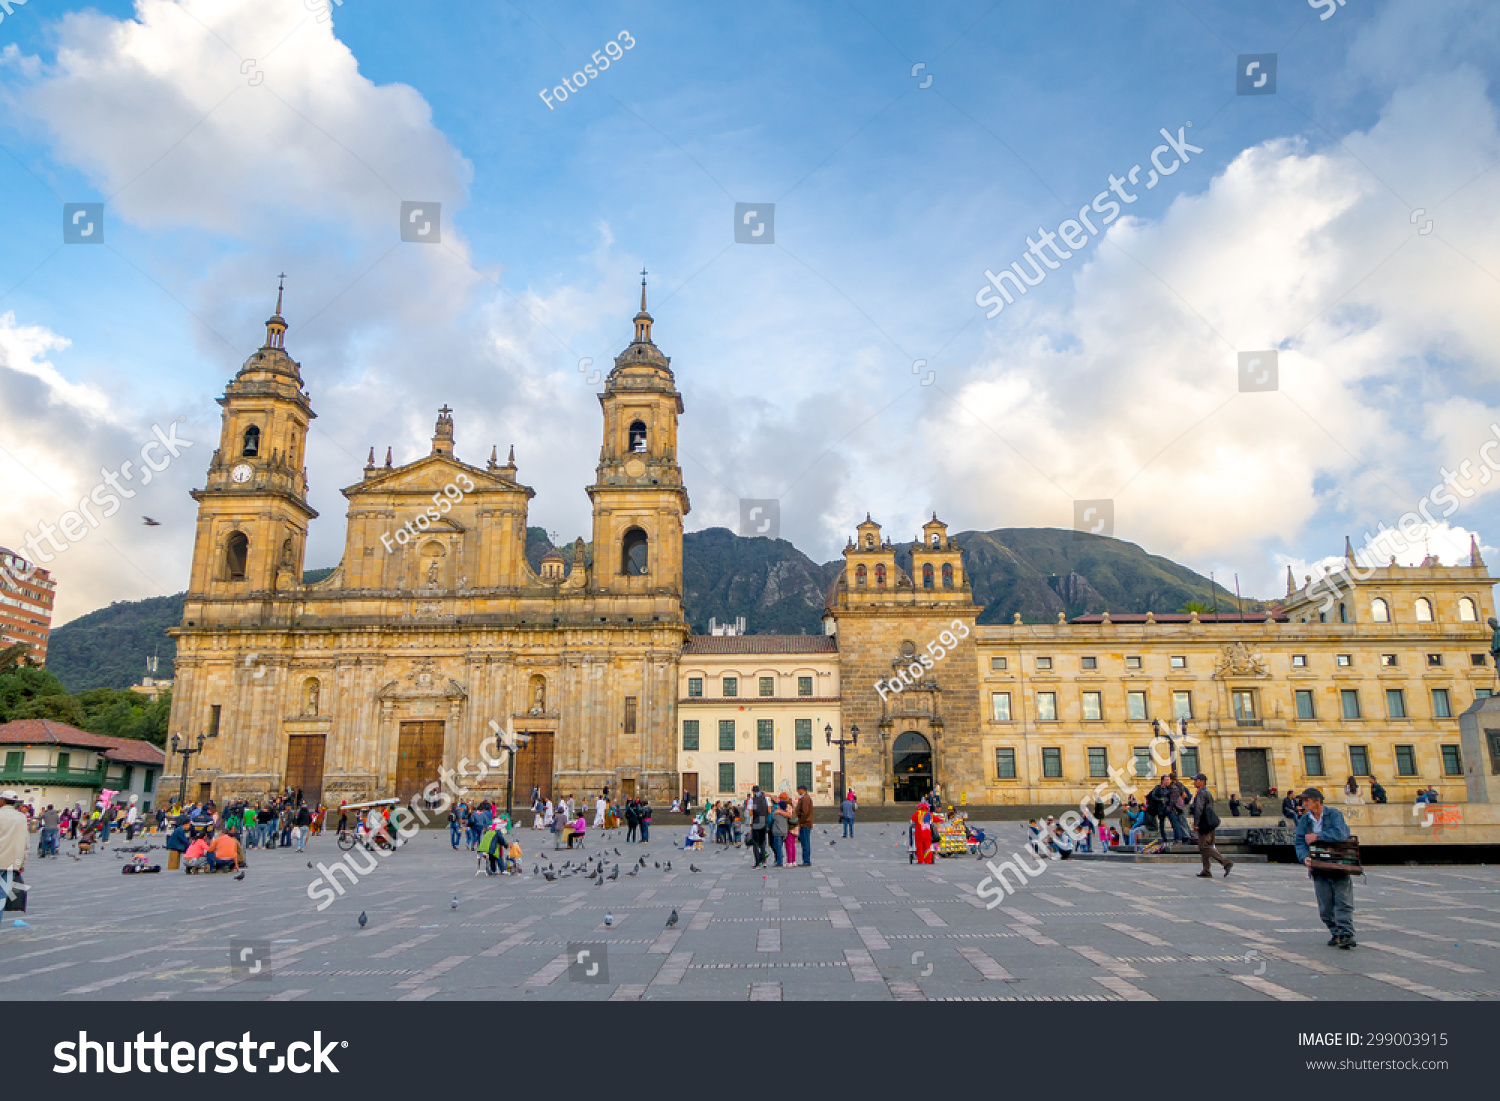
[[0, 719, 165, 813], [826, 526, 1497, 808], [677, 635, 842, 804], [164, 279, 689, 807]]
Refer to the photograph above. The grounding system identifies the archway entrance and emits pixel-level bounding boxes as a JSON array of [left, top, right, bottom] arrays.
[[892, 730, 933, 802]]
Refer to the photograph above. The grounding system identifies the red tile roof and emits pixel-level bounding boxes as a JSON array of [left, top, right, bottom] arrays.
[[1069, 613, 1285, 624], [684, 635, 837, 655], [0, 720, 166, 765]]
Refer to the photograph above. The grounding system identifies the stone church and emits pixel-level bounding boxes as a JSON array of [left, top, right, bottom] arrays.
[[166, 280, 690, 808]]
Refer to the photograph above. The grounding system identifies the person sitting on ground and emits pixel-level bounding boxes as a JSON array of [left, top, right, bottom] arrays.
[[685, 820, 706, 849], [208, 829, 241, 873], [1049, 823, 1074, 859]]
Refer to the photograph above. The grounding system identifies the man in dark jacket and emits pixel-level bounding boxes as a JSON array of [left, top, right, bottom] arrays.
[[1281, 792, 1299, 822], [1189, 773, 1233, 878], [1294, 787, 1356, 948]]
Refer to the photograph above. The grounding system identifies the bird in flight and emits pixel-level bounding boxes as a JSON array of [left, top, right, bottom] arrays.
[[142, 517, 161, 526]]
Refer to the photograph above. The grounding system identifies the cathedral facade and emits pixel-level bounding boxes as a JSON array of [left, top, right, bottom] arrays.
[[165, 283, 689, 808]]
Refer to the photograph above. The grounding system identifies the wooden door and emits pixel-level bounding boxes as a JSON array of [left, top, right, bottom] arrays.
[[396, 721, 445, 803], [197, 782, 213, 804], [511, 731, 555, 802], [681, 773, 698, 802], [620, 777, 636, 802], [284, 735, 327, 807], [1235, 748, 1271, 797]]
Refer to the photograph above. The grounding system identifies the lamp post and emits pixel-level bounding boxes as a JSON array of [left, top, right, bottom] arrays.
[[169, 732, 206, 810], [504, 730, 532, 821], [1150, 717, 1184, 777], [826, 722, 859, 801]]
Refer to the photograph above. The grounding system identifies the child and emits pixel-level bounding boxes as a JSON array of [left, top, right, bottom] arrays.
[[684, 820, 705, 850], [507, 839, 523, 875]]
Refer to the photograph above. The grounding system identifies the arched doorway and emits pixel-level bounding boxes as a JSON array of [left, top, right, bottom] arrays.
[[892, 730, 933, 802]]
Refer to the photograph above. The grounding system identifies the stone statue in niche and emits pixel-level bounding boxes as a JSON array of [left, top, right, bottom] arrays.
[[529, 676, 546, 715], [306, 680, 319, 716], [427, 560, 440, 588]]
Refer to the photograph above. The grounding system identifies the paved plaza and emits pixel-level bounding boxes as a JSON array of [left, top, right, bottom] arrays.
[[5, 826, 1500, 1001]]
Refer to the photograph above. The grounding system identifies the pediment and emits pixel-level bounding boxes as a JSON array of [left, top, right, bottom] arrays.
[[342, 453, 532, 498]]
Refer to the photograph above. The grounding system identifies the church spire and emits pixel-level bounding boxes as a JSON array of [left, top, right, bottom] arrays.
[[633, 267, 653, 344], [264, 272, 288, 349], [1471, 534, 1486, 569], [1286, 564, 1296, 596]]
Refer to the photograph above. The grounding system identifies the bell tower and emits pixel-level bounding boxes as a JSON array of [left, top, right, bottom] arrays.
[[587, 272, 689, 605], [186, 276, 318, 605]]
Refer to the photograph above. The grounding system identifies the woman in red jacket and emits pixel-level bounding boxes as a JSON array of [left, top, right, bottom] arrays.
[[912, 799, 935, 864]]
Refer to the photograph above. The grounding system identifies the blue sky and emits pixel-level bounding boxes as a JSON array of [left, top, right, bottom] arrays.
[[2, 0, 1498, 623]]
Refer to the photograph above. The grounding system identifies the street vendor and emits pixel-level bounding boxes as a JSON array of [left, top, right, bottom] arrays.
[[1293, 787, 1356, 950]]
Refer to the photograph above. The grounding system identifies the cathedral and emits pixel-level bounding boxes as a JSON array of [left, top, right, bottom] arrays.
[[166, 280, 690, 808]]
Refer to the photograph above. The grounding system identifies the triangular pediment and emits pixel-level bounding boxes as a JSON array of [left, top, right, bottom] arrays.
[[341, 453, 533, 499]]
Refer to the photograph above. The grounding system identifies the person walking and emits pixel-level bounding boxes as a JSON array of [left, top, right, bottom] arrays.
[[794, 784, 814, 866], [1165, 774, 1194, 842], [0, 791, 28, 925], [1294, 787, 1356, 948], [840, 791, 856, 838], [912, 799, 935, 864], [293, 803, 312, 852], [1188, 773, 1233, 878], [37, 805, 59, 859]]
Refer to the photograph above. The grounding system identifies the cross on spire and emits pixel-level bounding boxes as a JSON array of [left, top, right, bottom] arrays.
[[639, 266, 648, 312], [275, 272, 286, 316]]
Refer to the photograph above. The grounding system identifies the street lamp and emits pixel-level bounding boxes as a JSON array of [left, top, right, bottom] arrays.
[[826, 722, 859, 801], [504, 730, 532, 821], [169, 732, 206, 810]]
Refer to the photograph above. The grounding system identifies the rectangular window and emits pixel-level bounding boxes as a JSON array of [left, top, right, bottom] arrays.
[[1292, 654, 1308, 668], [1087, 747, 1108, 778], [209, 704, 222, 738], [2, 750, 20, 774], [1133, 746, 1152, 778], [794, 718, 812, 751], [122, 765, 134, 790], [1442, 744, 1463, 776], [1172, 691, 1192, 720], [990, 692, 1012, 722], [1127, 691, 1148, 721], [1082, 691, 1102, 721], [759, 676, 775, 697], [1170, 655, 1186, 669], [143, 769, 155, 793], [757, 718, 774, 750], [1036, 656, 1053, 671], [1395, 745, 1417, 777], [1340, 689, 1361, 719], [796, 761, 812, 791], [758, 762, 774, 792], [722, 677, 738, 697], [1125, 655, 1142, 669], [1295, 689, 1316, 719], [1336, 654, 1352, 668], [624, 697, 637, 735], [995, 747, 1016, 779], [1080, 656, 1097, 670], [797, 676, 812, 697], [718, 720, 736, 751], [682, 720, 700, 751], [1041, 747, 1062, 778], [1037, 692, 1058, 722], [1380, 653, 1397, 667], [1432, 688, 1452, 718], [56, 751, 70, 772], [1179, 747, 1199, 778], [1232, 690, 1257, 721], [688, 677, 703, 697], [990, 656, 1008, 671], [1386, 689, 1407, 719], [718, 762, 735, 793], [1427, 653, 1443, 667], [1303, 745, 1325, 776], [1473, 654, 1489, 667], [1349, 745, 1371, 776]]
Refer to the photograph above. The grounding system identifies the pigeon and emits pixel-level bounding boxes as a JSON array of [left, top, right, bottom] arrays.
[[627, 866, 639, 877], [234, 871, 245, 880], [615, 848, 621, 856], [307, 862, 313, 868], [654, 862, 660, 869], [666, 909, 679, 928], [829, 840, 836, 847], [664, 861, 672, 871], [607, 867, 619, 880], [533, 865, 539, 875], [451, 896, 458, 909], [358, 911, 368, 928], [604, 912, 613, 927], [542, 870, 557, 882], [690, 864, 701, 873]]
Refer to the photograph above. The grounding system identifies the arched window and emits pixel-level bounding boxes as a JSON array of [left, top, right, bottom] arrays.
[[1414, 597, 1434, 622], [855, 564, 867, 588], [225, 531, 249, 581], [628, 420, 648, 453], [865, 534, 875, 549], [1459, 597, 1478, 622], [931, 534, 940, 547], [942, 563, 954, 589], [621, 527, 649, 576], [1370, 597, 1390, 622], [875, 564, 886, 587], [922, 563, 934, 589], [241, 425, 260, 457]]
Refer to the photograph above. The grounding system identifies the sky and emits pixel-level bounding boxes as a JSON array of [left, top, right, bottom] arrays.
[[1, 0, 1498, 627]]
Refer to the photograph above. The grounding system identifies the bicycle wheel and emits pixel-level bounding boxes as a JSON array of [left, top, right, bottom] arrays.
[[979, 838, 997, 859], [337, 830, 355, 852]]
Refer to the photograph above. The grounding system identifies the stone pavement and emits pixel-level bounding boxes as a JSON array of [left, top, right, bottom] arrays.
[[5, 824, 1500, 1001]]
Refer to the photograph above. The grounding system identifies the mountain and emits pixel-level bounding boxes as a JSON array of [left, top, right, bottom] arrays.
[[47, 529, 1255, 690]]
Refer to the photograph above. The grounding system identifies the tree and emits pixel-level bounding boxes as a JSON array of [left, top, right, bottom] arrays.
[[1179, 600, 1211, 614]]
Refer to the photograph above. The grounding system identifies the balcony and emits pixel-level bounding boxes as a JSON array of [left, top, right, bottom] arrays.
[[0, 763, 107, 789]]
